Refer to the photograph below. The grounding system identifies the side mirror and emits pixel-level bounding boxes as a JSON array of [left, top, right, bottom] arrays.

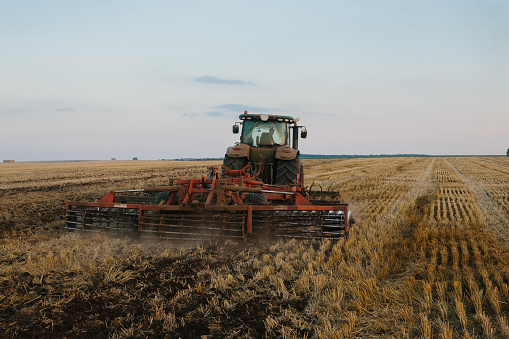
[[301, 129, 307, 138], [232, 125, 239, 134]]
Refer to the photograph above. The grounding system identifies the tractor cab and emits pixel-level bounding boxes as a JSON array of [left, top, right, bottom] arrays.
[[233, 113, 307, 149]]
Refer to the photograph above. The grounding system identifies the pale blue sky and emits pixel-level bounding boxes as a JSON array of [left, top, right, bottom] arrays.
[[1, 1, 508, 160]]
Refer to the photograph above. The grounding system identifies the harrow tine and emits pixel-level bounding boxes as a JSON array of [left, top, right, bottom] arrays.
[[327, 181, 335, 191]]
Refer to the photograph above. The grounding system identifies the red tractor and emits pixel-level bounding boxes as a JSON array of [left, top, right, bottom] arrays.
[[65, 112, 353, 241]]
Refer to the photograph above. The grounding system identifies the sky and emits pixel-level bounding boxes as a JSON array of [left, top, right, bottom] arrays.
[[1, 0, 508, 161]]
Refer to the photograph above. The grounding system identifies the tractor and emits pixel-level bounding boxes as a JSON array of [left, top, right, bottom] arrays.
[[65, 112, 352, 241], [223, 111, 307, 186]]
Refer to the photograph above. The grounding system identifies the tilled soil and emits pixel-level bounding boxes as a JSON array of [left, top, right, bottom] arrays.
[[1, 241, 313, 338]]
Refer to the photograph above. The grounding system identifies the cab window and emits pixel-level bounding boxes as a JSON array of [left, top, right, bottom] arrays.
[[242, 121, 286, 146]]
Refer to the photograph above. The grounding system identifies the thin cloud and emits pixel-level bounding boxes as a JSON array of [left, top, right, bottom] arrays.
[[195, 76, 255, 86], [21, 100, 57, 105], [4, 108, 26, 115], [216, 104, 273, 113], [55, 107, 75, 111], [182, 111, 229, 118], [206, 111, 226, 117]]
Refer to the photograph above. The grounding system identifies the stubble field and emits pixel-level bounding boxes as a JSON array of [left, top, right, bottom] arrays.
[[1, 157, 509, 338]]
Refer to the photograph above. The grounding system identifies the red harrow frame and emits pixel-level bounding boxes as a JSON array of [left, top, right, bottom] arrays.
[[65, 166, 351, 241]]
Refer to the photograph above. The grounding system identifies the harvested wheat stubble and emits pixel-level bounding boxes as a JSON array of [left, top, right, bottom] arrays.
[[1, 157, 509, 338]]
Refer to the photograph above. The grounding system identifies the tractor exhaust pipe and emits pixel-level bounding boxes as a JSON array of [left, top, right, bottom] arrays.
[[292, 125, 299, 150]]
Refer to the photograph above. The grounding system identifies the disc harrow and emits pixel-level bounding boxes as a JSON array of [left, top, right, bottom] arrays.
[[65, 166, 352, 241]]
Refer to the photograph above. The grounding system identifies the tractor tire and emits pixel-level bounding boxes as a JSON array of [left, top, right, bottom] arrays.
[[155, 191, 179, 205], [222, 155, 248, 176], [243, 193, 268, 205], [275, 155, 300, 185]]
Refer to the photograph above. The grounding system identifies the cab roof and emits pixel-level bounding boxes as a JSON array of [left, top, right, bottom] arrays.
[[239, 113, 296, 123]]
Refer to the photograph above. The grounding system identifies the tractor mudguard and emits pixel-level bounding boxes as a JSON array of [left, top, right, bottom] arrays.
[[275, 146, 298, 161], [226, 144, 250, 158]]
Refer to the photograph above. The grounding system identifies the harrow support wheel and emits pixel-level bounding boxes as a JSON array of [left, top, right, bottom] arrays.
[[243, 193, 268, 205], [155, 191, 179, 205]]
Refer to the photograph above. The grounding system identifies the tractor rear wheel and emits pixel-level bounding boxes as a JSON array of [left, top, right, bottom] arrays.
[[222, 155, 248, 176], [275, 155, 300, 185]]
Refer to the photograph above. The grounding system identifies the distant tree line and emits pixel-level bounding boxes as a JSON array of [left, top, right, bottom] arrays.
[[164, 158, 223, 161], [166, 154, 431, 161], [300, 154, 430, 159]]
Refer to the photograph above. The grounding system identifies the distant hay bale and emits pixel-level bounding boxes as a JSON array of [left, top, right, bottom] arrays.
[[3, 160, 15, 163]]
